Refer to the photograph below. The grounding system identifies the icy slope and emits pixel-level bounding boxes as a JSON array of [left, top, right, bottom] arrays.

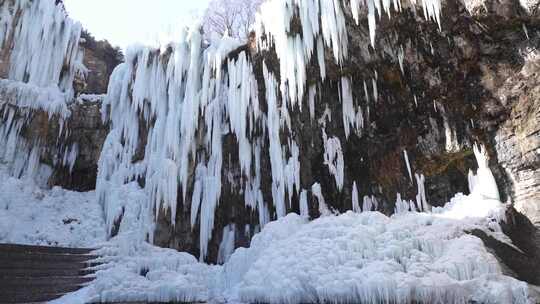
[[218, 153, 526, 304], [223, 211, 526, 304], [53, 192, 533, 304], [0, 164, 106, 247]]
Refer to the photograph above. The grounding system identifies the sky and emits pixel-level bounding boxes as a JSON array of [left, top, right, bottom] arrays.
[[63, 0, 211, 49]]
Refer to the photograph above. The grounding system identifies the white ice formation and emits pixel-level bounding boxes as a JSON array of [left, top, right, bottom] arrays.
[[61, 178, 529, 304], [0, 0, 480, 265], [92, 0, 447, 259], [2, 1, 536, 304], [0, 0, 85, 180]]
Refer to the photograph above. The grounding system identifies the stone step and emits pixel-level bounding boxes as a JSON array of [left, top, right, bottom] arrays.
[[0, 259, 98, 270], [0, 291, 69, 304], [0, 267, 96, 278], [0, 243, 99, 303], [0, 276, 94, 287], [0, 283, 85, 294], [0, 243, 94, 255], [0, 251, 99, 262]]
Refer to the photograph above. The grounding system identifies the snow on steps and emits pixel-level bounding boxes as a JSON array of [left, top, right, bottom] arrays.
[[0, 243, 100, 303]]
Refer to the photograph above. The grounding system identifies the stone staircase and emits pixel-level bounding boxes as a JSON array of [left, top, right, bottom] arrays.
[[0, 243, 99, 303]]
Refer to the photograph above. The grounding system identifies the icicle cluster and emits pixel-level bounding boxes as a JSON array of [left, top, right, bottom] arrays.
[[255, 0, 443, 109], [98, 25, 331, 258], [350, 0, 441, 47], [256, 0, 347, 105], [351, 181, 383, 213], [94, 0, 447, 259], [97, 30, 274, 259], [0, 0, 85, 181], [0, 0, 85, 94]]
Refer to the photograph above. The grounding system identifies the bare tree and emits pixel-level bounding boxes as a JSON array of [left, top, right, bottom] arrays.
[[202, 0, 264, 40]]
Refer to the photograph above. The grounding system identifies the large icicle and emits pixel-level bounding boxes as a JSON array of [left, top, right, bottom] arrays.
[[340, 77, 356, 138], [312, 183, 331, 216], [352, 181, 361, 212], [470, 144, 500, 201], [322, 130, 345, 191], [263, 62, 287, 219], [217, 224, 236, 264], [299, 190, 309, 218], [403, 150, 413, 182], [415, 173, 430, 212]]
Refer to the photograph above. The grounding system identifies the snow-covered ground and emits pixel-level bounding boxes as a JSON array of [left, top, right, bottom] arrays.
[[54, 198, 534, 304], [53, 189, 535, 303], [0, 163, 106, 247], [222, 209, 527, 304]]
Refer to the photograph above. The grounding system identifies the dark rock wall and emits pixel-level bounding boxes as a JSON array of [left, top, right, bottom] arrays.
[[494, 55, 540, 226], [47, 100, 110, 191], [7, 96, 109, 191], [472, 206, 540, 285]]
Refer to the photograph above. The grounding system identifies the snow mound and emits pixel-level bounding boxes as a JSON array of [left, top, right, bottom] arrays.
[[223, 210, 529, 304], [53, 189, 533, 304], [0, 164, 106, 247]]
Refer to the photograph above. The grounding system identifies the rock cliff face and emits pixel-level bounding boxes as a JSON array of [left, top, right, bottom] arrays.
[[0, 0, 538, 281], [80, 31, 123, 94], [46, 98, 109, 191], [494, 57, 540, 226]]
